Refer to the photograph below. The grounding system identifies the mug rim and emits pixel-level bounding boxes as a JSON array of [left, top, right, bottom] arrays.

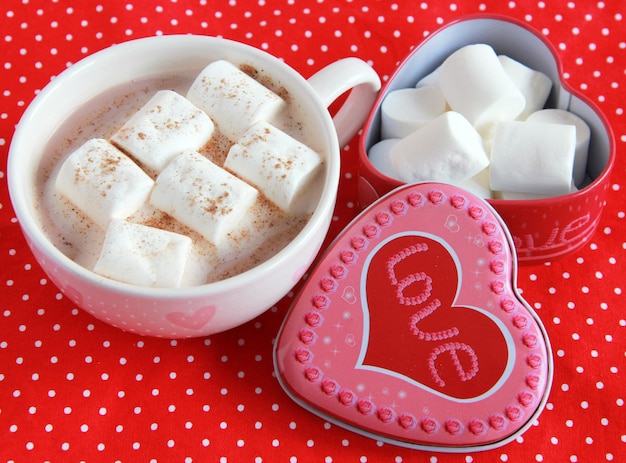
[[8, 34, 340, 297]]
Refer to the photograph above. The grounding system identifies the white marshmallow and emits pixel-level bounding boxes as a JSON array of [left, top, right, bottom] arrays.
[[438, 44, 526, 132], [389, 111, 490, 185], [93, 219, 192, 288], [150, 150, 258, 244], [460, 168, 493, 199], [111, 90, 215, 172], [380, 87, 447, 139], [494, 190, 550, 200], [187, 60, 286, 141], [526, 109, 590, 187], [415, 66, 441, 89], [55, 138, 154, 228], [498, 55, 552, 120], [224, 121, 322, 212], [494, 180, 578, 199], [367, 138, 401, 179], [489, 121, 576, 197]]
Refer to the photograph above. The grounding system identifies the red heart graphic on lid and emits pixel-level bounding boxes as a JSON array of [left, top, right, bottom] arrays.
[[363, 234, 509, 400], [274, 183, 552, 452]]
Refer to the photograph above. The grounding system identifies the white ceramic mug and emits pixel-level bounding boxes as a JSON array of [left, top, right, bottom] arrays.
[[8, 35, 381, 338]]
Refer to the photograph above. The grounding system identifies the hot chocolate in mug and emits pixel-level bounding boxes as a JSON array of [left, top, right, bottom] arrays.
[[8, 35, 381, 338]]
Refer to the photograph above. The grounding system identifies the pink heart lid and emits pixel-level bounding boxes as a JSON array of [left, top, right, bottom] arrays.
[[274, 182, 553, 452]]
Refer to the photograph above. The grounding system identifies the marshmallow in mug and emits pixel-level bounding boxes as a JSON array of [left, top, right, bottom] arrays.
[[111, 89, 215, 172], [187, 59, 286, 142], [93, 219, 192, 288], [54, 138, 155, 228], [224, 121, 322, 213], [389, 111, 490, 185], [489, 121, 577, 197], [150, 149, 259, 245]]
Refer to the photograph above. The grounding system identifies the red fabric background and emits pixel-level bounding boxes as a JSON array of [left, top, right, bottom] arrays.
[[1, 1, 624, 461]]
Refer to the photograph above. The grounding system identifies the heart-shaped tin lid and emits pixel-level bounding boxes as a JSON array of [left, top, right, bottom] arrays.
[[273, 182, 553, 452]]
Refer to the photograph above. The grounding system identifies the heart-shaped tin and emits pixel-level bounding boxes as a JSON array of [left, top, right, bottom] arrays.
[[357, 15, 615, 263], [274, 182, 553, 452]]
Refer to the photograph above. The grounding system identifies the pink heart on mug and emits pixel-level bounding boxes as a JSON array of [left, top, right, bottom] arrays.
[[166, 305, 216, 330], [274, 183, 553, 451]]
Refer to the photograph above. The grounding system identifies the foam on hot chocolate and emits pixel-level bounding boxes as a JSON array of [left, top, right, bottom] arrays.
[[40, 61, 325, 288]]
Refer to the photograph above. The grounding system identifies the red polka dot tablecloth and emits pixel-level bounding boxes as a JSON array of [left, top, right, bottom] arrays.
[[1, 1, 625, 462]]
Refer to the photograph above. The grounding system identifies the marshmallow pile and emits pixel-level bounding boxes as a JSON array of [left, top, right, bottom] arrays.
[[369, 44, 591, 200], [54, 60, 322, 288]]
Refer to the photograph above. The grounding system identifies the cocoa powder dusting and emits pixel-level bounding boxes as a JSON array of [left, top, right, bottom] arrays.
[[198, 128, 231, 166], [239, 63, 291, 102]]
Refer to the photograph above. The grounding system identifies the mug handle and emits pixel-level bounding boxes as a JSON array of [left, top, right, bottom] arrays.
[[307, 57, 381, 148]]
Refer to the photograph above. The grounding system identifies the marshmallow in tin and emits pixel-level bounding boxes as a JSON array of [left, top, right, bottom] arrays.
[[367, 138, 401, 179], [489, 121, 576, 197], [150, 150, 258, 245], [93, 219, 192, 288], [224, 121, 322, 212], [415, 65, 441, 89], [380, 86, 447, 139], [54, 138, 154, 228], [460, 168, 493, 199], [389, 111, 490, 185], [438, 44, 526, 132], [111, 90, 215, 172], [187, 60, 286, 142], [498, 55, 552, 120], [494, 180, 578, 200], [526, 108, 590, 186]]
